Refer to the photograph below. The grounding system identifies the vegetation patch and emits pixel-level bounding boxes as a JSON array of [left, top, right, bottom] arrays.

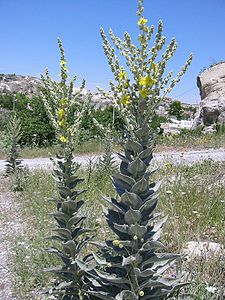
[[8, 160, 225, 299]]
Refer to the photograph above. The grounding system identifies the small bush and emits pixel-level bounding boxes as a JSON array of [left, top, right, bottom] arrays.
[[215, 122, 225, 134], [78, 105, 124, 142], [168, 100, 183, 120], [0, 92, 56, 146]]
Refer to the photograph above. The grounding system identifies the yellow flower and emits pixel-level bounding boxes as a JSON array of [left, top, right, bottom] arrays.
[[59, 119, 67, 128], [60, 60, 68, 72], [139, 75, 156, 87], [138, 17, 148, 27], [60, 60, 66, 66], [139, 88, 149, 98], [59, 135, 68, 143], [60, 98, 68, 106], [139, 76, 147, 86], [139, 291, 145, 297], [121, 94, 130, 105], [118, 71, 127, 81], [151, 62, 157, 70], [58, 108, 65, 119], [112, 240, 120, 246], [133, 235, 138, 240], [151, 62, 159, 74]]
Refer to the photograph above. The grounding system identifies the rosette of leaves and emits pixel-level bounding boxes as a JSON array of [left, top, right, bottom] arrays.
[[46, 150, 93, 299], [41, 39, 92, 299], [5, 114, 23, 176], [80, 0, 192, 299], [99, 130, 116, 174], [86, 126, 187, 300]]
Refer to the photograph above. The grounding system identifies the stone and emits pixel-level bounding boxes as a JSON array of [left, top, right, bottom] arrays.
[[183, 241, 224, 261], [202, 125, 217, 135], [160, 122, 181, 135], [160, 119, 193, 135], [193, 62, 225, 129], [0, 74, 41, 97]]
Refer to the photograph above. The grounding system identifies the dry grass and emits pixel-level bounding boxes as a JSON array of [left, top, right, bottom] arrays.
[[0, 132, 224, 160], [2, 159, 225, 299]]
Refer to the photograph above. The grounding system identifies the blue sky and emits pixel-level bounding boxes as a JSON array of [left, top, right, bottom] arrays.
[[1, 0, 225, 104]]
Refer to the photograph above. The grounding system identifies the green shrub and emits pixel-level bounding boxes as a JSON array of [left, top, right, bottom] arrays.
[[16, 96, 56, 146], [0, 92, 56, 146], [151, 114, 167, 131], [168, 100, 183, 120], [215, 122, 225, 134], [0, 91, 126, 146], [78, 105, 124, 142], [0, 107, 11, 128]]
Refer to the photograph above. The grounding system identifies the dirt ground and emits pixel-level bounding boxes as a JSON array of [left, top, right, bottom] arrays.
[[0, 178, 25, 300]]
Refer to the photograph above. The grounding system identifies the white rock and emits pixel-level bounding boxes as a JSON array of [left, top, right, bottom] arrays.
[[193, 62, 225, 129], [183, 241, 224, 260], [0, 74, 41, 96]]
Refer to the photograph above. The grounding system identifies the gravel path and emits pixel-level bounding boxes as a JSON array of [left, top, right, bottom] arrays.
[[0, 148, 225, 172], [0, 179, 25, 300]]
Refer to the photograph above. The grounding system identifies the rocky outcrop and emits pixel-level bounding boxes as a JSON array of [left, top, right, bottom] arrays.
[[156, 97, 197, 118], [193, 62, 225, 129], [0, 74, 198, 115], [0, 74, 41, 97], [183, 241, 224, 261]]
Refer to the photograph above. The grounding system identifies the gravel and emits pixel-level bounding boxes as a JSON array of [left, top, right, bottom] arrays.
[[0, 181, 25, 300], [0, 148, 225, 173]]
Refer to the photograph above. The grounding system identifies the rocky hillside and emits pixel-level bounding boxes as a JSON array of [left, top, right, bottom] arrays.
[[0, 74, 41, 96], [0, 74, 197, 117], [193, 62, 225, 130], [156, 97, 197, 118]]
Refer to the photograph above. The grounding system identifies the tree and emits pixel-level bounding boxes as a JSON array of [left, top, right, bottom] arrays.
[[168, 100, 183, 120]]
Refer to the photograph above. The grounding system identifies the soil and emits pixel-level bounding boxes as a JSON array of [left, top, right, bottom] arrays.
[[0, 178, 25, 300]]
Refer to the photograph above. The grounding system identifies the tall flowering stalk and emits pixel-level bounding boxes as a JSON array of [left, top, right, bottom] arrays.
[[5, 114, 23, 176], [98, 0, 192, 137], [41, 39, 91, 299], [92, 118, 117, 175], [5, 113, 24, 191], [84, 1, 192, 299]]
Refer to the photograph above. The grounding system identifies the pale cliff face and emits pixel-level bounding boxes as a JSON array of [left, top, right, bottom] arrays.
[[193, 62, 225, 128], [197, 62, 225, 100], [0, 74, 41, 96], [0, 74, 197, 116]]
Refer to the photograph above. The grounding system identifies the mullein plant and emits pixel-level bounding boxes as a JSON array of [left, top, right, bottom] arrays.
[[82, 0, 193, 299], [41, 39, 92, 299], [99, 129, 116, 174], [5, 114, 23, 176], [5, 114, 24, 192], [93, 119, 117, 175]]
